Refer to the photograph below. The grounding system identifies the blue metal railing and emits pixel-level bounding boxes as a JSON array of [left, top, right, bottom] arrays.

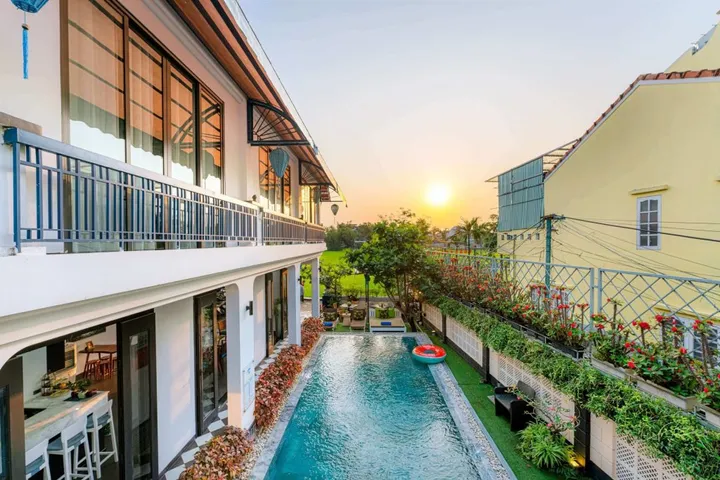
[[4, 128, 324, 252]]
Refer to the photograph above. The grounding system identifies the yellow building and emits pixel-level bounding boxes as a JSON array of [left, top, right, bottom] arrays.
[[493, 22, 720, 281]]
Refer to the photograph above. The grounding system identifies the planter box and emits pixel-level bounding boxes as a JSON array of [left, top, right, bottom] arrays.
[[548, 339, 586, 361], [634, 377, 697, 411], [590, 356, 628, 380], [696, 404, 720, 429]]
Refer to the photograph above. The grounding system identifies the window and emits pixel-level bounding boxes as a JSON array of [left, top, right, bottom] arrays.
[[283, 165, 292, 215], [637, 196, 661, 249], [65, 0, 223, 190], [258, 148, 292, 213], [301, 186, 317, 224], [68, 0, 126, 161], [129, 30, 163, 174], [676, 314, 720, 368], [169, 66, 196, 185], [200, 90, 223, 193]]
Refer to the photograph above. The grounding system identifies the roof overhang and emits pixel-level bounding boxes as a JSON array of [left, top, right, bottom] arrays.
[[165, 0, 344, 199], [486, 140, 577, 183]]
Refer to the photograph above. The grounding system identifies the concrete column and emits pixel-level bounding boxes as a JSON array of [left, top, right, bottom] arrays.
[[287, 263, 302, 345], [311, 257, 320, 317], [225, 279, 256, 429]]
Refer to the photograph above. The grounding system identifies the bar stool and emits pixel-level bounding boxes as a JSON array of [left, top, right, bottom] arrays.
[[85, 400, 119, 479], [47, 417, 95, 480], [25, 439, 50, 480], [83, 359, 100, 380]]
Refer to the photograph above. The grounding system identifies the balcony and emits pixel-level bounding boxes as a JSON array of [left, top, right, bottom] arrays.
[[2, 128, 324, 255]]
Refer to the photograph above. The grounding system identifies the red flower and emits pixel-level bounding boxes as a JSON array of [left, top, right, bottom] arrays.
[[704, 387, 710, 393], [567, 331, 573, 337], [655, 314, 665, 322], [671, 326, 678, 333], [638, 321, 651, 330], [631, 321, 638, 327], [693, 324, 698, 330], [595, 323, 605, 330], [624, 342, 632, 349], [618, 324, 624, 331], [627, 360, 636, 369], [570, 322, 577, 329], [679, 347, 687, 355]]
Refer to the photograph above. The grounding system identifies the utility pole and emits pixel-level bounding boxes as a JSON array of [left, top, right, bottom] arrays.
[[542, 214, 563, 292]]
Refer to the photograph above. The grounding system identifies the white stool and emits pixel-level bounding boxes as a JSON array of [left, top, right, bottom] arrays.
[[47, 417, 95, 480], [85, 400, 119, 478], [25, 439, 50, 480]]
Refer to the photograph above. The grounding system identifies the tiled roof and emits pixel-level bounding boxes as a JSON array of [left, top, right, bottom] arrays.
[[549, 69, 720, 174]]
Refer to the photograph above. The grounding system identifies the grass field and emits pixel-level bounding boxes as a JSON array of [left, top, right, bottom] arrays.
[[304, 250, 386, 298]]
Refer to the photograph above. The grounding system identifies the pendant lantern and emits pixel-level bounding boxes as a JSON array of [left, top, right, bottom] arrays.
[[269, 149, 290, 178], [10, 0, 49, 79]]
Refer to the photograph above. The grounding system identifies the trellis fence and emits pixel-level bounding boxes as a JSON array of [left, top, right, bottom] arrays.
[[430, 252, 720, 338]]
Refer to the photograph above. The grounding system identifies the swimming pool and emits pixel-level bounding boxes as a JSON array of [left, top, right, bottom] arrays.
[[258, 335, 487, 479]]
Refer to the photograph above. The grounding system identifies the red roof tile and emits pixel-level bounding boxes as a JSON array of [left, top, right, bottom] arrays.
[[549, 69, 720, 174]]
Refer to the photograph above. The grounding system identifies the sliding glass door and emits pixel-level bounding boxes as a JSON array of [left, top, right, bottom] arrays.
[[119, 312, 158, 480], [195, 291, 227, 432]]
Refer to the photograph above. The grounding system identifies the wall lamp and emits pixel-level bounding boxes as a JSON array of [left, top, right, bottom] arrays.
[[246, 301, 253, 315]]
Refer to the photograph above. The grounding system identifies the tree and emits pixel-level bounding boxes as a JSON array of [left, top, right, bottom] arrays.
[[324, 223, 357, 251], [346, 209, 430, 331], [478, 214, 498, 251], [451, 217, 479, 252], [355, 222, 374, 243], [319, 260, 352, 297]]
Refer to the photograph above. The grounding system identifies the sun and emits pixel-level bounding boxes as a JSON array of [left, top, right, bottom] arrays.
[[425, 184, 450, 207]]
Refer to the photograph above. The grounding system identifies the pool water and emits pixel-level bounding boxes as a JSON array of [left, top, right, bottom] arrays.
[[265, 336, 480, 479]]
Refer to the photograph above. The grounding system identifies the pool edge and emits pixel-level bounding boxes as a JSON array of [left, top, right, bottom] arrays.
[[250, 333, 516, 480]]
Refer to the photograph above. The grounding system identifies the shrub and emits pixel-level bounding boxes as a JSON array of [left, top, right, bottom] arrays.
[[424, 294, 720, 480], [180, 427, 253, 480], [255, 318, 324, 431], [518, 422, 572, 471]]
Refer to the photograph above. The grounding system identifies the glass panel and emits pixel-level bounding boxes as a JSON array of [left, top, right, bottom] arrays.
[[129, 31, 164, 174], [68, 0, 126, 161], [649, 212, 658, 223], [200, 92, 222, 193], [200, 305, 216, 419], [648, 236, 658, 247], [129, 331, 152, 480], [283, 166, 292, 215], [639, 236, 648, 247], [170, 67, 196, 185], [640, 212, 648, 224], [216, 294, 228, 402], [640, 200, 648, 212], [0, 386, 7, 480], [259, 148, 270, 206], [650, 199, 658, 210]]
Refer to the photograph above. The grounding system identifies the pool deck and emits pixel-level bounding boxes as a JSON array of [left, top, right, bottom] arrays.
[[250, 333, 515, 480]]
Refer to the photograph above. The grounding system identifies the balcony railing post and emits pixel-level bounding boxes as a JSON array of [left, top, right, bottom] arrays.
[[12, 140, 21, 253]]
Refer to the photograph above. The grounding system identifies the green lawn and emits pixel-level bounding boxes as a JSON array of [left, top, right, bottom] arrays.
[[304, 250, 386, 297], [423, 330, 561, 480]]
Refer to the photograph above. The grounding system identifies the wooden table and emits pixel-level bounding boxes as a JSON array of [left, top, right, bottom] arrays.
[[83, 344, 117, 379], [25, 391, 109, 450]]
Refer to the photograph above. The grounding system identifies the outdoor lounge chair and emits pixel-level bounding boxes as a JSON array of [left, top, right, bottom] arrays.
[[350, 309, 366, 330], [494, 381, 535, 432], [322, 312, 339, 331]]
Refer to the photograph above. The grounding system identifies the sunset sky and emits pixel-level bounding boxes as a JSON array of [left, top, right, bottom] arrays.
[[242, 0, 718, 228]]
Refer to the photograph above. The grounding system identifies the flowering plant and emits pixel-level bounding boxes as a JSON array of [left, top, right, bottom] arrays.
[[180, 427, 253, 480], [590, 299, 630, 365]]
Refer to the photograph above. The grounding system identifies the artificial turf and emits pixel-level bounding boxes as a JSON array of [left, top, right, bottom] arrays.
[[423, 330, 562, 480]]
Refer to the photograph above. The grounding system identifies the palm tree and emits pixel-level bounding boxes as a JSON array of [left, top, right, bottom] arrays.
[[452, 217, 479, 253]]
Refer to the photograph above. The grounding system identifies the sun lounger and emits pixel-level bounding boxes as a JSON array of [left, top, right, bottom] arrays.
[[369, 318, 406, 333]]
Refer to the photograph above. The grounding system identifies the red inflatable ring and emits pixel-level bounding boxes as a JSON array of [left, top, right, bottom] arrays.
[[412, 344, 447, 364]]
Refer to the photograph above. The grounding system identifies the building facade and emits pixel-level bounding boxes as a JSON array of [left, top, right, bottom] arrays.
[[0, 1, 337, 478]]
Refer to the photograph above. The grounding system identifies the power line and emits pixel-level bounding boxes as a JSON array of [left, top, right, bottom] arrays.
[[566, 217, 720, 226], [565, 218, 720, 234], [564, 217, 720, 244], [562, 220, 720, 276]]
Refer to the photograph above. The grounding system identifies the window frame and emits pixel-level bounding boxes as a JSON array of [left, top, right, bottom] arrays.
[[636, 195, 661, 250], [60, 0, 224, 193], [674, 313, 720, 368]]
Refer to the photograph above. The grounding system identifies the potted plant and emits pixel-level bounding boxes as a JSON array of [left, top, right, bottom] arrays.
[[589, 300, 631, 379], [697, 371, 720, 428], [71, 378, 93, 400], [626, 316, 699, 410]]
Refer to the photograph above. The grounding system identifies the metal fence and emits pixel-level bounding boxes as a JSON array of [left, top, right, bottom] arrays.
[[4, 128, 324, 252], [431, 251, 720, 332]]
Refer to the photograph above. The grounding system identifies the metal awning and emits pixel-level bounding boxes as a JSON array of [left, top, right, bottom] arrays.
[[248, 99, 309, 147], [486, 140, 577, 183]]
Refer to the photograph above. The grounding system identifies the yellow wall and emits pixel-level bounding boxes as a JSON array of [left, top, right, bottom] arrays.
[[496, 229, 545, 261], [666, 26, 720, 72], [544, 81, 720, 283]]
